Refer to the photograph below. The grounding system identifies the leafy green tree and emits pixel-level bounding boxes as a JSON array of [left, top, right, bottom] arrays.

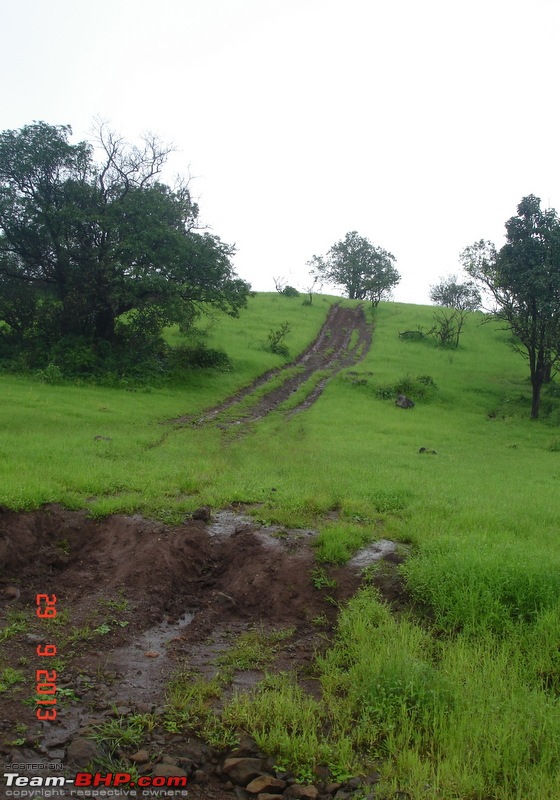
[[309, 231, 399, 305], [0, 121, 249, 362], [429, 274, 481, 348], [462, 195, 560, 419]]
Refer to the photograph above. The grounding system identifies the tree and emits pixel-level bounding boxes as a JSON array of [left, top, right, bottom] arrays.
[[309, 231, 399, 305], [429, 273, 481, 347], [461, 195, 560, 419], [0, 121, 250, 364]]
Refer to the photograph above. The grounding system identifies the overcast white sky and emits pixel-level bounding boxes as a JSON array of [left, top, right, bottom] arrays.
[[2, 0, 559, 304]]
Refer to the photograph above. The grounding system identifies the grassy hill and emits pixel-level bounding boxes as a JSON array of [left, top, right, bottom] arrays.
[[2, 292, 560, 797]]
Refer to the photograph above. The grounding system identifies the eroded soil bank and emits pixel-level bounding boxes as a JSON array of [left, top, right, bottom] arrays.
[[0, 505, 405, 799]]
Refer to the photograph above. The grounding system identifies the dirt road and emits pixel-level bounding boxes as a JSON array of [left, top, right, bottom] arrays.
[[173, 303, 372, 427]]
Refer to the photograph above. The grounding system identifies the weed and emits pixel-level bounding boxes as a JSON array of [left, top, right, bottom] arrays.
[[217, 626, 295, 677], [45, 609, 71, 629], [65, 625, 96, 645], [163, 671, 223, 732], [92, 754, 141, 783], [56, 687, 80, 705], [91, 713, 154, 752], [311, 567, 338, 590], [0, 611, 27, 642], [57, 537, 71, 554], [93, 623, 112, 635], [0, 667, 25, 692], [98, 597, 131, 613]]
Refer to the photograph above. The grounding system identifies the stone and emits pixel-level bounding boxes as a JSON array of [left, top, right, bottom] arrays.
[[176, 757, 196, 774], [192, 505, 212, 522], [287, 786, 320, 800], [238, 733, 260, 754], [66, 737, 99, 767], [257, 795, 284, 800], [152, 763, 188, 779], [223, 757, 263, 786], [299, 787, 320, 800], [24, 634, 45, 645], [396, 394, 415, 409], [194, 769, 210, 783], [245, 775, 286, 794], [177, 741, 207, 763], [130, 749, 150, 763]]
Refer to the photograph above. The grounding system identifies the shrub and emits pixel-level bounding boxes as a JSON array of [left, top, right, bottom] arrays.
[[168, 344, 231, 371], [35, 364, 64, 384], [267, 322, 291, 357], [375, 374, 438, 403]]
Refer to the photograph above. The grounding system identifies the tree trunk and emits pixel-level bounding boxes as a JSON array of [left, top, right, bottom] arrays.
[[531, 385, 541, 419], [94, 307, 116, 342], [530, 370, 544, 419]]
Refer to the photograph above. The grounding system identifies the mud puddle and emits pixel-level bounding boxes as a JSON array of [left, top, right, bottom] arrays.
[[348, 538, 400, 568], [108, 611, 196, 703]]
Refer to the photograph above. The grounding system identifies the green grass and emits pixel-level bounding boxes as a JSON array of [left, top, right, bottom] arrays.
[[0, 610, 28, 643], [0, 666, 25, 693], [5, 293, 560, 795], [216, 626, 295, 676]]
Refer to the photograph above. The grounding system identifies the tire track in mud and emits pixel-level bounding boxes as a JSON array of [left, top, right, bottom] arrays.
[[173, 303, 372, 428]]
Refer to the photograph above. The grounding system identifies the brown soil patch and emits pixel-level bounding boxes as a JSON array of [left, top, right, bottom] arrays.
[[0, 505, 404, 797]]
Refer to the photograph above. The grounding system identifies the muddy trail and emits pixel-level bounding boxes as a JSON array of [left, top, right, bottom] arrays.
[[0, 505, 405, 799], [173, 304, 372, 428]]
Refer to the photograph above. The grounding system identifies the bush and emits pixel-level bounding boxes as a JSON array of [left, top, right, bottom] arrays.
[[282, 286, 300, 297], [267, 322, 292, 357], [168, 344, 231, 371], [35, 364, 64, 384], [375, 374, 438, 403]]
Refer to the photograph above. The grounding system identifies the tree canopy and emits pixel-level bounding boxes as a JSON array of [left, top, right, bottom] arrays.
[[309, 231, 399, 306], [429, 273, 481, 348], [462, 195, 560, 418], [0, 121, 250, 374]]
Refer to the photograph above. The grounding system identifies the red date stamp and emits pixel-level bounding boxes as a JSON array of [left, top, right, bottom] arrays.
[[35, 594, 58, 721]]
